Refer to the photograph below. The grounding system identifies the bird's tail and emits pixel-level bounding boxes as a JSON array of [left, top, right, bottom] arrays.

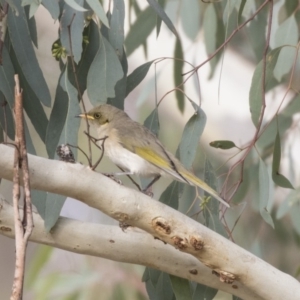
[[181, 170, 229, 207]]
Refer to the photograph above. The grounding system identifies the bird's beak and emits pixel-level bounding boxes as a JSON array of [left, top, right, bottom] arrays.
[[76, 113, 94, 120]]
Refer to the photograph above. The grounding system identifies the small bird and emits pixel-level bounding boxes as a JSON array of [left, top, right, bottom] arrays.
[[78, 104, 229, 207]]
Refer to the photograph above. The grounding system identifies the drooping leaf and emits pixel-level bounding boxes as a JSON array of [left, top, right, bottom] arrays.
[[276, 188, 300, 219], [249, 48, 281, 127], [108, 0, 125, 59], [124, 6, 156, 56], [179, 106, 206, 169], [31, 189, 47, 219], [64, 0, 87, 11], [273, 15, 298, 81], [174, 38, 185, 113], [156, 0, 165, 37], [282, 94, 300, 117], [42, 0, 60, 20], [146, 0, 178, 38], [290, 202, 300, 235], [144, 107, 160, 136], [159, 181, 180, 209], [45, 69, 69, 158], [258, 158, 274, 228], [192, 283, 218, 300], [272, 131, 294, 189], [203, 158, 226, 236], [7, 0, 51, 106], [169, 275, 192, 300], [87, 33, 124, 105], [209, 140, 236, 150], [60, 0, 85, 63], [86, 0, 109, 27], [180, 0, 200, 41], [107, 48, 127, 109], [0, 93, 15, 139], [24, 5, 38, 47], [0, 46, 15, 106], [44, 193, 66, 231], [126, 60, 155, 96], [238, 0, 247, 24]]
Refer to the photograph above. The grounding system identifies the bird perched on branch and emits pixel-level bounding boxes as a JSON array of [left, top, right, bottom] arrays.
[[78, 104, 229, 207]]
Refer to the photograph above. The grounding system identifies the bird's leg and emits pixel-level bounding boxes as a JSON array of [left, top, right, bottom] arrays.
[[142, 175, 161, 197]]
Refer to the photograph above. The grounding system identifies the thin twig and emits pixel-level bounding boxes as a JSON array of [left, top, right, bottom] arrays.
[[10, 75, 34, 300]]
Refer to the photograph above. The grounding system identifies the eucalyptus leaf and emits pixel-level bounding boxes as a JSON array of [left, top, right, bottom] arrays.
[[87, 33, 124, 105], [180, 0, 200, 41], [179, 106, 206, 169], [169, 275, 192, 300], [249, 48, 281, 127], [0, 93, 15, 139], [24, 5, 38, 47], [86, 0, 109, 27], [159, 181, 179, 209], [0, 46, 15, 107], [126, 60, 155, 97], [272, 132, 294, 189], [46, 69, 69, 158], [290, 202, 300, 236], [192, 283, 218, 300], [276, 189, 300, 219], [156, 0, 165, 37], [109, 0, 125, 59], [64, 0, 87, 11], [146, 0, 178, 38], [174, 38, 184, 113], [60, 0, 85, 63], [209, 140, 236, 150], [7, 0, 51, 106], [144, 107, 160, 136], [124, 6, 156, 56], [44, 193, 66, 231], [258, 158, 274, 228], [42, 0, 60, 20]]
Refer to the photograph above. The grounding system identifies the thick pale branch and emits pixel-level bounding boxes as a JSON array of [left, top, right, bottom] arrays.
[[0, 144, 299, 299], [0, 198, 248, 297]]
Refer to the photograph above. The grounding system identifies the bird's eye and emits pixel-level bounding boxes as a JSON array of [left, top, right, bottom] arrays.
[[94, 113, 101, 119]]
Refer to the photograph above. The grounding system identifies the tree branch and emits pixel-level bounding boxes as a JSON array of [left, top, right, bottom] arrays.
[[0, 144, 299, 299]]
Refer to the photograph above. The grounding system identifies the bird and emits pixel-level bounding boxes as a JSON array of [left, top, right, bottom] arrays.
[[77, 104, 229, 207]]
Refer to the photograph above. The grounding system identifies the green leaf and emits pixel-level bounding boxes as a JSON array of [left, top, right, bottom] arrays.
[[249, 48, 281, 127], [87, 33, 124, 105], [238, 0, 247, 24], [272, 132, 294, 189], [86, 0, 109, 27], [31, 189, 47, 219], [64, 0, 87, 11], [290, 202, 300, 235], [75, 21, 100, 95], [282, 94, 300, 116], [209, 140, 236, 150], [108, 0, 125, 59], [180, 0, 200, 41], [42, 0, 60, 20], [159, 181, 179, 209], [179, 106, 206, 169], [169, 275, 192, 300], [0, 93, 15, 139], [44, 193, 66, 231], [7, 0, 51, 106], [46, 69, 69, 158], [126, 60, 155, 97], [60, 0, 85, 63], [144, 107, 160, 136], [124, 6, 156, 56], [107, 49, 128, 109], [0, 46, 15, 107], [257, 114, 292, 151], [276, 188, 300, 219], [146, 0, 178, 38], [24, 5, 38, 47], [258, 158, 274, 228], [59, 60, 81, 156], [192, 283, 218, 300], [24, 118, 36, 154], [174, 38, 184, 113], [203, 158, 226, 236], [156, 0, 165, 37]]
